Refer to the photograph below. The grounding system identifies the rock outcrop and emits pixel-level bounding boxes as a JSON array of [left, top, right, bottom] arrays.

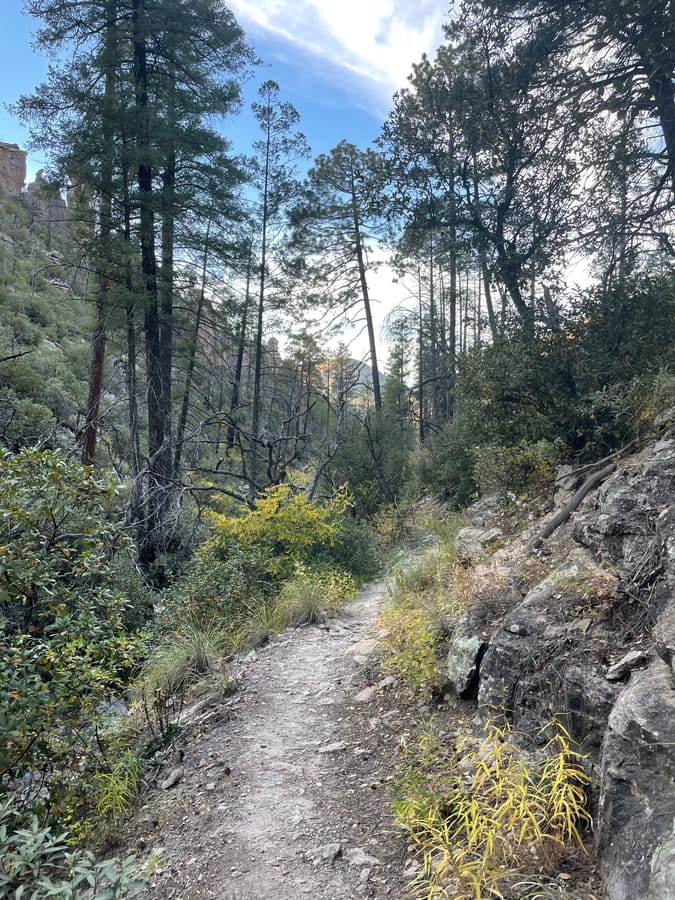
[[477, 548, 622, 751], [451, 433, 675, 899], [596, 659, 675, 900], [0, 142, 27, 196], [26, 170, 67, 242]]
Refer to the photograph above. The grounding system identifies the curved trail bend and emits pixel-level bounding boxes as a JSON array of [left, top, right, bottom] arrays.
[[139, 581, 411, 900]]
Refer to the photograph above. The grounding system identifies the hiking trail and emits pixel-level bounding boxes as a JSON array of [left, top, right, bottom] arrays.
[[134, 580, 417, 899]]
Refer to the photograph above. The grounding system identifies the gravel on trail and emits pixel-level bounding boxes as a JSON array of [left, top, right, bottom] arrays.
[[133, 581, 417, 900]]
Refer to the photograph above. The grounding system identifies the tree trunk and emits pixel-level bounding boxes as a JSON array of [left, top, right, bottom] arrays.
[[82, 1, 116, 466], [417, 268, 426, 444], [133, 0, 164, 565], [251, 133, 270, 489], [174, 220, 210, 474], [227, 241, 253, 452], [122, 146, 143, 541], [349, 171, 382, 412], [647, 68, 675, 198], [159, 146, 175, 483]]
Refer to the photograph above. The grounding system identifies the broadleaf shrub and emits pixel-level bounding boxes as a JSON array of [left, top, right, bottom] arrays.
[[473, 439, 565, 500], [0, 450, 139, 807], [0, 796, 145, 899], [165, 484, 356, 630], [203, 483, 351, 579]]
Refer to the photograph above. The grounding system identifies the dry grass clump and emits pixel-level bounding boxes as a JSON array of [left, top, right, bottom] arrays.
[[392, 719, 592, 900], [378, 530, 467, 698]]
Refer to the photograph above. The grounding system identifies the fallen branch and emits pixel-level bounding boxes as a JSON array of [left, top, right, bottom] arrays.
[[554, 438, 643, 484], [529, 463, 616, 552], [0, 349, 34, 364]]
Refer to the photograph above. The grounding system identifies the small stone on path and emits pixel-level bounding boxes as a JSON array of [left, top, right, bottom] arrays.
[[318, 740, 348, 754], [344, 847, 381, 867], [159, 767, 184, 790], [354, 686, 376, 702], [345, 638, 378, 657]]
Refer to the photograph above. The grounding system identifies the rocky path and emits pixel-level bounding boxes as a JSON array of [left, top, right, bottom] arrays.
[[135, 581, 412, 899]]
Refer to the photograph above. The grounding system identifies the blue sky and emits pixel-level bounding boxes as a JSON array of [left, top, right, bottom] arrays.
[[0, 0, 451, 362], [1, 1, 449, 175]]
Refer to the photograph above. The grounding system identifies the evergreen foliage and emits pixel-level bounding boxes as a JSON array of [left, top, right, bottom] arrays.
[[0, 450, 140, 811], [0, 0, 672, 876]]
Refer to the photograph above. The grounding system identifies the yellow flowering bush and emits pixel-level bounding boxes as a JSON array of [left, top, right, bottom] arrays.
[[202, 483, 351, 578]]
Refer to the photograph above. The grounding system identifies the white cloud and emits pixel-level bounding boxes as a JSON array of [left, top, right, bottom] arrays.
[[227, 0, 449, 111]]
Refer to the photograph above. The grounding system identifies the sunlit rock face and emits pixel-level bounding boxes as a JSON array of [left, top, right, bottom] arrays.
[[0, 141, 27, 195]]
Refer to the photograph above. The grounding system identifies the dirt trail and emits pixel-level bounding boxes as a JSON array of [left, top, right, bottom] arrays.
[[136, 581, 413, 899]]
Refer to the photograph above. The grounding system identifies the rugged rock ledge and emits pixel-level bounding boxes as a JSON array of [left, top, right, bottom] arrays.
[[0, 141, 27, 196], [447, 432, 675, 899]]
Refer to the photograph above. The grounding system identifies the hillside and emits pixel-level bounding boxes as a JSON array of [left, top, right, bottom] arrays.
[[103, 428, 673, 900]]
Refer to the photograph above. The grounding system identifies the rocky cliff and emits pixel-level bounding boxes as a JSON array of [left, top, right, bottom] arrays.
[[0, 146, 67, 249], [0, 142, 27, 195], [26, 169, 67, 246], [447, 426, 675, 899]]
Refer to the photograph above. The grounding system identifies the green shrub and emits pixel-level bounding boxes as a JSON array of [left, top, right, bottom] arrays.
[[473, 439, 565, 499], [448, 276, 675, 471], [0, 391, 56, 449], [416, 417, 477, 508], [160, 540, 276, 635], [0, 449, 139, 807], [318, 412, 414, 518], [0, 796, 145, 899], [306, 516, 379, 581], [164, 484, 363, 633]]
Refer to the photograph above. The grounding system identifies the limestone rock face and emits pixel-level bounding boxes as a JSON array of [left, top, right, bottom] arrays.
[[26, 170, 67, 237], [654, 602, 675, 675], [573, 437, 675, 591], [597, 660, 675, 900], [474, 435, 675, 897], [477, 549, 620, 747], [0, 142, 27, 195]]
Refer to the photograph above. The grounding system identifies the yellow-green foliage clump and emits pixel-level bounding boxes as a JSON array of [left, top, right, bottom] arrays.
[[204, 483, 351, 578], [163, 484, 357, 636], [151, 486, 361, 729], [377, 532, 467, 698], [393, 720, 592, 900], [379, 602, 440, 698]]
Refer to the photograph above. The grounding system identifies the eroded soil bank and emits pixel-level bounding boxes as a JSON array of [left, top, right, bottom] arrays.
[[130, 581, 418, 900]]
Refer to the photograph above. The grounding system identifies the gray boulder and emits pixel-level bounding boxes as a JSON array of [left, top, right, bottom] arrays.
[[573, 437, 674, 588], [597, 660, 675, 900], [654, 602, 675, 675], [446, 614, 487, 698], [478, 550, 619, 742], [563, 665, 621, 755], [455, 526, 503, 563]]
